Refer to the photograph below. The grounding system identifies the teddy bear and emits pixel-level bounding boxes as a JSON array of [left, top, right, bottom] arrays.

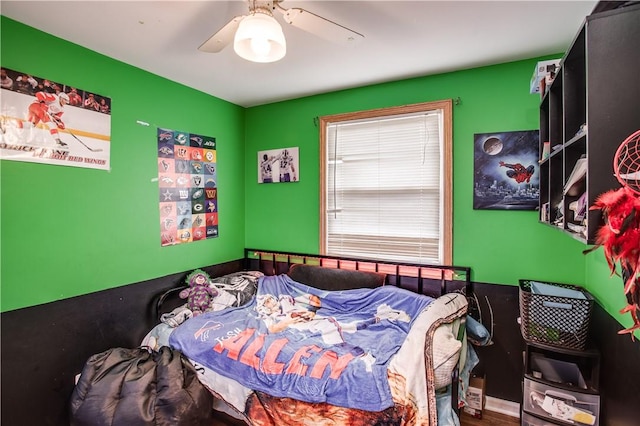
[[179, 269, 218, 315]]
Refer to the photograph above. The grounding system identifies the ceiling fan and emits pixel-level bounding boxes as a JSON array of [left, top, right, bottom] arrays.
[[198, 0, 364, 63]]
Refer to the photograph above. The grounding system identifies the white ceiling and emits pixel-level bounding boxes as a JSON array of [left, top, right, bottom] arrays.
[[2, 1, 598, 107]]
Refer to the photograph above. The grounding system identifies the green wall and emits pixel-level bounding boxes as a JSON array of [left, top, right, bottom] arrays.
[[244, 59, 587, 288], [2, 16, 634, 337], [1, 17, 247, 312]]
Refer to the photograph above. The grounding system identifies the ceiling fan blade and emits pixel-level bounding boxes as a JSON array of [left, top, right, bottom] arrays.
[[198, 15, 245, 53], [281, 8, 364, 44]]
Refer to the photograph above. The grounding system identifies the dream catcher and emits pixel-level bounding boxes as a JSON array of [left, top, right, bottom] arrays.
[[586, 130, 640, 337], [613, 129, 640, 194]]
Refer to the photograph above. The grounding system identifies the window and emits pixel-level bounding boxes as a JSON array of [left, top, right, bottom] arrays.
[[320, 100, 452, 265]]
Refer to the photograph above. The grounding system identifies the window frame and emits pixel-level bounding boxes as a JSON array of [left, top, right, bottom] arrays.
[[319, 99, 453, 265]]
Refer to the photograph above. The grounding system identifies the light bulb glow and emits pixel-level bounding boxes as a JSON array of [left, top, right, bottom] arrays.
[[234, 12, 286, 63], [250, 36, 271, 57]]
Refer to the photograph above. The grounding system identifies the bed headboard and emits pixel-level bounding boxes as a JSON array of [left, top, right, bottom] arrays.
[[244, 248, 472, 299], [155, 249, 473, 321]]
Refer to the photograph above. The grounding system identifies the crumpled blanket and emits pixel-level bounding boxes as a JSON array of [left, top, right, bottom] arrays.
[[169, 274, 434, 412], [144, 272, 468, 425]]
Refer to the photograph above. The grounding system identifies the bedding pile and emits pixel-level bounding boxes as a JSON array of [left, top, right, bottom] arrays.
[[157, 272, 468, 425], [169, 274, 433, 411]]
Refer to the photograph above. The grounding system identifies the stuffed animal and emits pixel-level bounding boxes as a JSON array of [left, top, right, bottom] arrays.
[[179, 269, 218, 315]]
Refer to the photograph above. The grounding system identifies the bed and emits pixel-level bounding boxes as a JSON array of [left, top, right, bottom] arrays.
[[80, 249, 476, 425]]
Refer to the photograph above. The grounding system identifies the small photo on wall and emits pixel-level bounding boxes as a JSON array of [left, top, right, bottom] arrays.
[[473, 130, 539, 210], [258, 147, 299, 183]]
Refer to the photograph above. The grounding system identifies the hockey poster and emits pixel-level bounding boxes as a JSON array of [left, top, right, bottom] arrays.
[[0, 67, 111, 170], [157, 127, 218, 246], [473, 130, 539, 210]]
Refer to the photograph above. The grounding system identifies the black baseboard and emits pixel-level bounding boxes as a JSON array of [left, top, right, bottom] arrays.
[[0, 259, 242, 426]]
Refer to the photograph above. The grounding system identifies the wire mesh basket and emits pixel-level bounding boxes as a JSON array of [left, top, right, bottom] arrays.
[[519, 279, 595, 350]]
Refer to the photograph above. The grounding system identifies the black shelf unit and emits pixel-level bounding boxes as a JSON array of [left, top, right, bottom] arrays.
[[537, 3, 640, 244]]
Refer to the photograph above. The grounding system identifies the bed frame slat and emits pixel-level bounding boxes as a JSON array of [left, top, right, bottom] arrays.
[[245, 248, 472, 298]]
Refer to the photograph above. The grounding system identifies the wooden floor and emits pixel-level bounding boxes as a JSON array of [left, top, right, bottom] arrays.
[[460, 410, 520, 426]]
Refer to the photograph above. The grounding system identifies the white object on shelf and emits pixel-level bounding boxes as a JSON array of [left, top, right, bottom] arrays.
[[564, 157, 587, 196], [530, 59, 561, 94]]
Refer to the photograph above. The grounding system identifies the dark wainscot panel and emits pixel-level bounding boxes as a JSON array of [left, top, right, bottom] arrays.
[[3, 271, 638, 426], [590, 303, 640, 426], [0, 259, 242, 426], [470, 282, 525, 403]]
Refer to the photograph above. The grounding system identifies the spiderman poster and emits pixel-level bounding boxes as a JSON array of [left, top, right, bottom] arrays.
[[473, 130, 539, 210]]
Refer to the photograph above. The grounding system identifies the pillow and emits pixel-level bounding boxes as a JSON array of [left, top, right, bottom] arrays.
[[209, 271, 263, 307], [287, 264, 386, 291], [466, 315, 492, 346], [432, 320, 463, 389]]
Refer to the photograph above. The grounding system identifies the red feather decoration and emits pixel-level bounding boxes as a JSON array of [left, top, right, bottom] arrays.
[[587, 186, 640, 336]]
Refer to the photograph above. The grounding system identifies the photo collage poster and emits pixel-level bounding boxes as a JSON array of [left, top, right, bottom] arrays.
[[0, 67, 111, 170], [157, 128, 218, 246]]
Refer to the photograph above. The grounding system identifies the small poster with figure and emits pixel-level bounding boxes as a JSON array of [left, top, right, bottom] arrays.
[[157, 127, 218, 246], [258, 147, 299, 183], [473, 130, 539, 210]]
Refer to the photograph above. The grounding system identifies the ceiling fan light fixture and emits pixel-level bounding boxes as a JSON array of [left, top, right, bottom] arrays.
[[234, 12, 286, 63]]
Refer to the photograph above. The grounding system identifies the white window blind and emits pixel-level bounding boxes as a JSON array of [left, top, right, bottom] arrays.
[[324, 108, 447, 264]]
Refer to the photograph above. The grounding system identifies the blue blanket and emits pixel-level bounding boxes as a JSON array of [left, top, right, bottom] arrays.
[[169, 274, 433, 411]]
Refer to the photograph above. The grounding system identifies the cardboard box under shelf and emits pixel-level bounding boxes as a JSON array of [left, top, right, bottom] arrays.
[[465, 375, 485, 418]]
